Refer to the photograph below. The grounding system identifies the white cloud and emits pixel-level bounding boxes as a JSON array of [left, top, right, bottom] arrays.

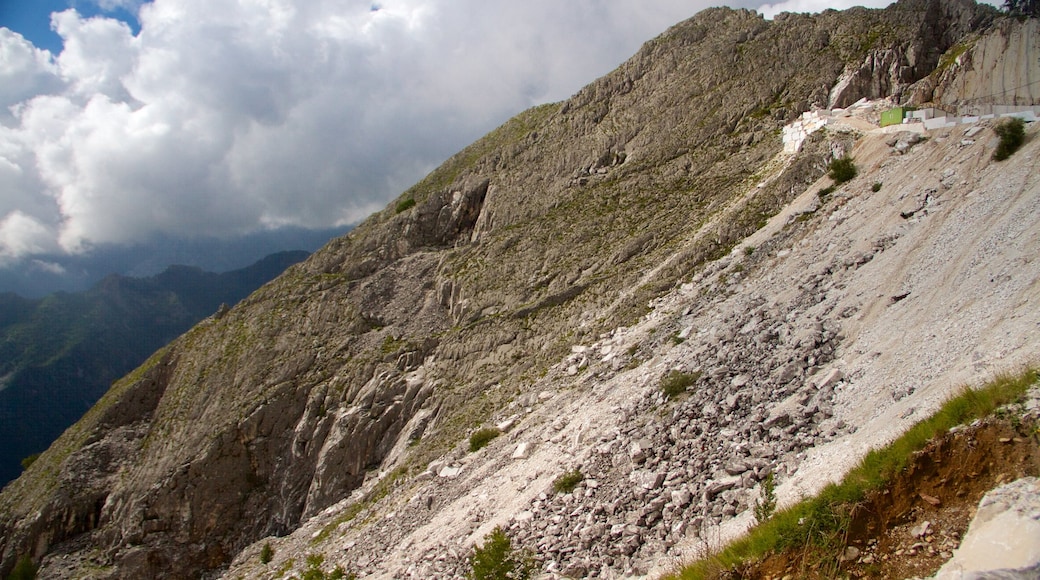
[[0, 29, 63, 114]]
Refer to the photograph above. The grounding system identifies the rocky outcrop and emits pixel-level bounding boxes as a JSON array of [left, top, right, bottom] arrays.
[[922, 18, 1040, 109], [933, 477, 1040, 579]]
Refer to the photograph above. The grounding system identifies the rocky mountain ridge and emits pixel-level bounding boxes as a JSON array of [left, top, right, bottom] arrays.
[[3, 1, 1038, 578]]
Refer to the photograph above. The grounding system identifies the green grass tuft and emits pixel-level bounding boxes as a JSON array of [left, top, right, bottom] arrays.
[[660, 369, 701, 400], [469, 427, 501, 452], [553, 469, 584, 494]]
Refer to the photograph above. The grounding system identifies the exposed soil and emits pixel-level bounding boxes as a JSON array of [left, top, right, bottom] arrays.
[[733, 418, 1040, 580]]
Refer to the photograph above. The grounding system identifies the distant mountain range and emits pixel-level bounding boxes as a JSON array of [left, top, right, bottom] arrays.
[[0, 250, 309, 486], [0, 226, 348, 298]]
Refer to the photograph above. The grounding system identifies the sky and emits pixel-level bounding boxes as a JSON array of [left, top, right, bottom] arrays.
[[1, 0, 964, 284]]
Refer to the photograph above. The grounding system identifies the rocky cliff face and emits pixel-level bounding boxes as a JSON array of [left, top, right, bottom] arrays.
[[1, 1, 1025, 578]]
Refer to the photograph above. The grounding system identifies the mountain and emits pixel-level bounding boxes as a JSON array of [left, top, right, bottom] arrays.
[[2, 1, 1038, 578], [0, 226, 348, 298], [0, 251, 309, 487]]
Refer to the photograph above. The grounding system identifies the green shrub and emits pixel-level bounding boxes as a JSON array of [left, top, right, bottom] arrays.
[[6, 555, 37, 580], [871, 182, 882, 192], [993, 117, 1025, 161], [827, 156, 857, 184], [660, 369, 701, 400], [19, 453, 40, 471], [817, 185, 836, 199], [260, 542, 274, 564], [395, 197, 417, 214], [467, 527, 534, 580], [552, 469, 584, 494], [469, 427, 501, 452]]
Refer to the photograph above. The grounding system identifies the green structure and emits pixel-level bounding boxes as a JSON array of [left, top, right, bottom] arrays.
[[880, 107, 905, 127]]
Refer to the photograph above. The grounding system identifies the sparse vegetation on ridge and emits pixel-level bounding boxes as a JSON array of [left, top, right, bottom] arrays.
[[667, 367, 1039, 580]]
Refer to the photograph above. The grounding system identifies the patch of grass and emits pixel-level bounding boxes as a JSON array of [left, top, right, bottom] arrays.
[[827, 156, 857, 184], [6, 555, 38, 580], [993, 117, 1025, 161], [469, 427, 501, 452], [817, 185, 836, 200], [291, 553, 355, 580], [394, 197, 416, 214], [660, 369, 701, 400], [668, 367, 1038, 580], [553, 469, 585, 494], [871, 181, 882, 192], [467, 526, 535, 580], [19, 453, 40, 471], [260, 542, 274, 565]]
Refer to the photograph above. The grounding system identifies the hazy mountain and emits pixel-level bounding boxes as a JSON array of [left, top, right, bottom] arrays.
[[0, 226, 348, 298]]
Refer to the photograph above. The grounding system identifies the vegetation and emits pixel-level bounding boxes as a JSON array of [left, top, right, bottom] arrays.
[[19, 454, 40, 471], [260, 542, 274, 564], [467, 527, 534, 580], [552, 469, 585, 494], [753, 472, 777, 524], [394, 197, 417, 214], [871, 181, 882, 192], [817, 185, 836, 199], [827, 157, 857, 184], [292, 553, 353, 580], [5, 555, 37, 580], [660, 369, 701, 400], [469, 427, 501, 452], [1003, 0, 1039, 17], [668, 367, 1038, 580], [993, 117, 1026, 161]]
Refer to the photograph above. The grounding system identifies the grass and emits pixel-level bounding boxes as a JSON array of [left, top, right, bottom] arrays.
[[394, 197, 416, 214], [468, 427, 501, 452], [467, 527, 534, 580], [660, 370, 701, 400], [552, 469, 584, 494], [667, 367, 1038, 580]]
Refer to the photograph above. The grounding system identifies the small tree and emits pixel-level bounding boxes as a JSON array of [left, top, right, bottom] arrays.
[[260, 542, 274, 564], [753, 473, 777, 523], [467, 527, 534, 580], [993, 117, 1025, 161]]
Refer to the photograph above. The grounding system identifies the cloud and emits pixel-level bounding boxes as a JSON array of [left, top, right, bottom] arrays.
[[5, 0, 837, 266]]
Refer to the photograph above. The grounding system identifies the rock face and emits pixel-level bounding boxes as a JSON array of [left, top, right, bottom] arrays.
[[0, 1, 1023, 579], [933, 477, 1040, 579], [921, 17, 1040, 109]]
